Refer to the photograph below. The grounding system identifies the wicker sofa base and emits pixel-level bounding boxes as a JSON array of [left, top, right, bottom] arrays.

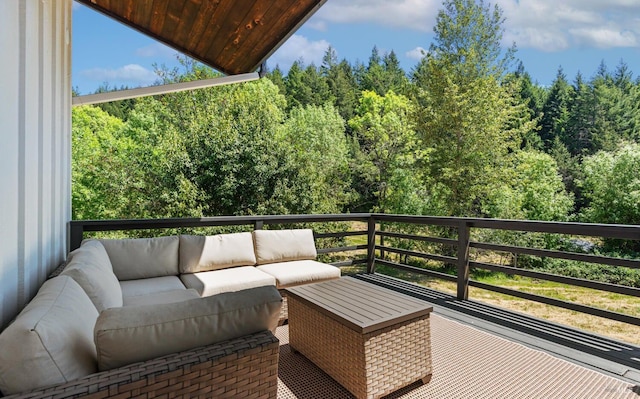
[[288, 295, 432, 399], [4, 331, 279, 399]]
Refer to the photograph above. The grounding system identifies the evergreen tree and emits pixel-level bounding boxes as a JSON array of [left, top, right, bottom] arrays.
[[266, 65, 286, 96], [360, 46, 387, 95], [565, 72, 595, 155], [539, 67, 572, 149], [284, 61, 311, 110], [512, 62, 543, 150]]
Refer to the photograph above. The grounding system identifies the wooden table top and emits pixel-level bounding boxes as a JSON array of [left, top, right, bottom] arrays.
[[285, 276, 433, 334]]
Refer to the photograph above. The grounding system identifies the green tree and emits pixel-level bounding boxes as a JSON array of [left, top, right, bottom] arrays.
[[266, 65, 286, 95], [72, 106, 127, 219], [580, 143, 640, 251], [349, 90, 421, 212], [361, 47, 409, 96], [539, 67, 572, 149], [485, 151, 574, 221], [279, 104, 352, 213], [513, 62, 544, 150], [565, 72, 595, 155], [322, 47, 359, 123], [414, 0, 534, 216], [580, 143, 640, 225]]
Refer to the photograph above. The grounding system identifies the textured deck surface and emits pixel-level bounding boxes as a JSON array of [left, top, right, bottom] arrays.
[[275, 314, 639, 398]]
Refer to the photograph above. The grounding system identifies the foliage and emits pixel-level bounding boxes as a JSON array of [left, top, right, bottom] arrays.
[[580, 143, 640, 253], [72, 2, 640, 268], [72, 106, 127, 220], [484, 151, 574, 221], [348, 90, 423, 213], [278, 104, 353, 213], [414, 0, 535, 217]]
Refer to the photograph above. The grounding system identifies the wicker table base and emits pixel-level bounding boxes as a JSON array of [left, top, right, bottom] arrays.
[[287, 277, 432, 399]]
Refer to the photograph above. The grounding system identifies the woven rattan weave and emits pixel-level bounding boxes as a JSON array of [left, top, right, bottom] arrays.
[[5, 331, 279, 399], [286, 278, 432, 399]]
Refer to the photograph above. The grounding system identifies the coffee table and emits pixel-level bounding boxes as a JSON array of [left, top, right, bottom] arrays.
[[286, 276, 433, 399]]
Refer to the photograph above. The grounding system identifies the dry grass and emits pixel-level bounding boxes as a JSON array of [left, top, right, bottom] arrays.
[[399, 275, 640, 345], [340, 222, 640, 345]]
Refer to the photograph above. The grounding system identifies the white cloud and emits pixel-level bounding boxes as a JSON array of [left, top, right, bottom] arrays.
[[307, 20, 328, 32], [135, 43, 178, 59], [80, 64, 158, 86], [315, 0, 440, 32], [270, 34, 331, 69], [312, 0, 640, 52], [495, 0, 640, 51], [406, 47, 427, 61], [569, 28, 637, 48]]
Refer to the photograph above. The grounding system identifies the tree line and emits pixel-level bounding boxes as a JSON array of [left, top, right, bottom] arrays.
[[73, 0, 640, 256]]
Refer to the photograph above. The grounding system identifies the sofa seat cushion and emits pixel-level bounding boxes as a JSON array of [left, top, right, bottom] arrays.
[[0, 276, 99, 395], [94, 286, 282, 370], [179, 233, 257, 273], [120, 276, 186, 298], [180, 267, 276, 297], [256, 260, 341, 289], [253, 229, 317, 265], [99, 236, 179, 281], [61, 240, 123, 311], [123, 289, 200, 307]]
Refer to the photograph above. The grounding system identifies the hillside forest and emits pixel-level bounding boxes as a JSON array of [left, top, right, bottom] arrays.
[[72, 0, 640, 284]]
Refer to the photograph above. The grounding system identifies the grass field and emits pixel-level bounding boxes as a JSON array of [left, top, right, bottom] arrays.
[[339, 223, 640, 345], [376, 268, 640, 345]]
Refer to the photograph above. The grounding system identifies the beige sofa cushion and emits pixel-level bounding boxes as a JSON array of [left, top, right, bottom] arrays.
[[0, 276, 98, 395], [94, 286, 282, 370], [253, 229, 317, 265], [123, 289, 200, 307], [120, 276, 186, 297], [256, 260, 341, 288], [99, 236, 179, 280], [61, 240, 123, 311], [179, 233, 256, 273], [180, 266, 275, 297]]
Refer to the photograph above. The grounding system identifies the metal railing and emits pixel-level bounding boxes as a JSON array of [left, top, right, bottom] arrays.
[[69, 213, 640, 326]]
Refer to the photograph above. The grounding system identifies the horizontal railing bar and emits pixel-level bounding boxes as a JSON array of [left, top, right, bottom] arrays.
[[71, 213, 371, 232], [331, 259, 367, 267], [376, 245, 457, 265], [377, 231, 458, 246], [315, 231, 367, 239], [470, 261, 640, 297], [373, 214, 460, 227], [469, 280, 640, 326], [372, 214, 640, 240], [470, 241, 640, 270], [375, 258, 457, 282], [317, 245, 367, 254]]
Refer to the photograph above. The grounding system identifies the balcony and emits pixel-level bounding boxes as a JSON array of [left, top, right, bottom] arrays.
[[70, 213, 640, 398]]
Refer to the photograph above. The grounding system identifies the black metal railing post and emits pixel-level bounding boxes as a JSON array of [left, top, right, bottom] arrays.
[[367, 215, 376, 273], [254, 220, 264, 230], [457, 220, 470, 300], [69, 222, 85, 252]]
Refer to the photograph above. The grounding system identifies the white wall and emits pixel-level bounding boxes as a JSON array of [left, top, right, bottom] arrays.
[[0, 0, 72, 330]]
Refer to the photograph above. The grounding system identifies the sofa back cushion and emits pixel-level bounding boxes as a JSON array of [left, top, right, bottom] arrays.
[[0, 276, 99, 395], [99, 236, 179, 281], [179, 232, 257, 273], [61, 240, 123, 311], [253, 229, 317, 265], [94, 285, 282, 370]]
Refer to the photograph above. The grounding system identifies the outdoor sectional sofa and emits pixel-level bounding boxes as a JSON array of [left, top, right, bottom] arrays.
[[0, 229, 341, 398]]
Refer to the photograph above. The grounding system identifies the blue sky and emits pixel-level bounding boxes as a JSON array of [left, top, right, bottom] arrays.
[[72, 0, 640, 95]]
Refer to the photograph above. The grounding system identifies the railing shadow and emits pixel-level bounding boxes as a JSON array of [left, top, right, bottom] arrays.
[[354, 273, 640, 375]]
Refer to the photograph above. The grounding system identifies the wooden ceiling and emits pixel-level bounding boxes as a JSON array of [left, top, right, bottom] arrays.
[[76, 0, 327, 75]]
